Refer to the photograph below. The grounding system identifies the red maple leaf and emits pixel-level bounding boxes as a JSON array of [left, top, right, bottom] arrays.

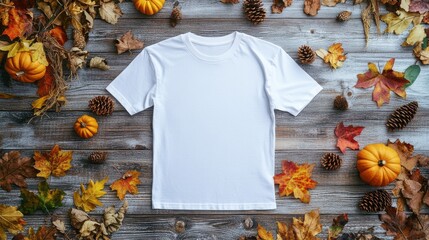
[[355, 58, 409, 107], [335, 121, 365, 153], [2, 7, 33, 40]]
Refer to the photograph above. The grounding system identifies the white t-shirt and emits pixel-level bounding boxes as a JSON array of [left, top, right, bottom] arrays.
[[106, 32, 322, 210]]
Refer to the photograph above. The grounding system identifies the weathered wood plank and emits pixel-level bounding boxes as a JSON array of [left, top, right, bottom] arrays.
[[115, 1, 368, 19], [14, 214, 391, 240], [1, 52, 427, 111], [83, 18, 403, 53], [0, 110, 428, 150]]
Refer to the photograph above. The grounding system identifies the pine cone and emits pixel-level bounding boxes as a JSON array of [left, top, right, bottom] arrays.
[[88, 96, 114, 116], [243, 0, 266, 25], [88, 151, 107, 164], [73, 29, 86, 50], [170, 1, 182, 27], [320, 153, 343, 170], [337, 11, 352, 22], [359, 190, 392, 212], [386, 101, 418, 131], [333, 95, 348, 110], [298, 45, 315, 64]]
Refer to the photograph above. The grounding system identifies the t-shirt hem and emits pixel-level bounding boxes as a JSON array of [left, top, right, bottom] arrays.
[[106, 84, 138, 115], [152, 202, 276, 210], [289, 84, 323, 117]]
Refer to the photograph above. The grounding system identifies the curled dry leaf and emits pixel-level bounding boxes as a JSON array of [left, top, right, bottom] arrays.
[[0, 151, 38, 192], [271, 0, 293, 14], [13, 226, 57, 240], [115, 31, 144, 54], [0, 204, 26, 240], [110, 170, 141, 200], [315, 43, 346, 69], [99, 0, 123, 25], [381, 10, 422, 35], [73, 178, 108, 212], [304, 0, 320, 16], [68, 47, 89, 76], [402, 25, 425, 47], [273, 160, 317, 203], [52, 219, 66, 234], [89, 57, 110, 70], [322, 0, 345, 7], [34, 144, 73, 179], [413, 40, 429, 64], [328, 214, 349, 240]]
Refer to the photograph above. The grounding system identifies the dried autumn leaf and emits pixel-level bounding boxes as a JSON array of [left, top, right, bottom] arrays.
[[277, 221, 295, 240], [413, 41, 429, 64], [409, 0, 429, 14], [101, 200, 128, 235], [355, 58, 409, 107], [334, 121, 364, 153], [304, 0, 320, 16], [19, 181, 65, 214], [273, 160, 317, 203], [52, 219, 65, 234], [49, 26, 67, 46], [0, 151, 38, 192], [387, 139, 415, 172], [0, 204, 25, 240], [322, 0, 345, 7], [68, 47, 88, 75], [402, 25, 426, 47], [99, 0, 122, 25], [110, 170, 141, 200], [0, 0, 13, 26], [1, 7, 33, 40], [115, 31, 144, 54], [379, 206, 408, 239], [315, 43, 346, 69], [381, 10, 422, 35], [292, 209, 322, 240], [220, 0, 239, 3], [257, 224, 274, 240], [89, 57, 110, 70], [361, 4, 371, 44], [15, 226, 57, 240], [37, 66, 54, 97], [34, 144, 73, 178], [328, 214, 349, 240], [74, 178, 108, 212]]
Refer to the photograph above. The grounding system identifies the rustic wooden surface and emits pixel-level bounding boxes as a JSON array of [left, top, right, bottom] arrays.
[[1, 0, 429, 239]]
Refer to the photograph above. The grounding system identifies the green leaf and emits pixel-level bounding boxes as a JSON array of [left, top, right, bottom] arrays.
[[422, 37, 428, 50], [19, 181, 65, 214], [404, 65, 421, 88]]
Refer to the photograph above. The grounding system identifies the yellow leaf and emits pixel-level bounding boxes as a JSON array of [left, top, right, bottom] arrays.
[[34, 144, 73, 178], [402, 25, 426, 46], [277, 221, 295, 240], [257, 224, 274, 240], [292, 209, 322, 240], [29, 42, 49, 66], [110, 170, 141, 200], [316, 43, 346, 69], [74, 178, 108, 212], [381, 10, 422, 35], [414, 42, 429, 64], [0, 41, 20, 58], [0, 204, 26, 239], [32, 95, 49, 110]]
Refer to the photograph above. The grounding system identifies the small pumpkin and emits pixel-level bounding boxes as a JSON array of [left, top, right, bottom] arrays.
[[357, 143, 401, 187], [133, 0, 165, 15], [5, 52, 47, 83], [74, 115, 98, 139]]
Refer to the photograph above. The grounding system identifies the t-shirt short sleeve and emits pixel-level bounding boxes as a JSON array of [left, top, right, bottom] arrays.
[[106, 49, 157, 115], [267, 48, 323, 116]]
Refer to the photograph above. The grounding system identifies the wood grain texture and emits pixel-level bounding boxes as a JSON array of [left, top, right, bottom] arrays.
[[1, 0, 428, 239]]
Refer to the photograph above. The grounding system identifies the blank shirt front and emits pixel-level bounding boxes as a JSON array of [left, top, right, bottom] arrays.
[[106, 32, 323, 210]]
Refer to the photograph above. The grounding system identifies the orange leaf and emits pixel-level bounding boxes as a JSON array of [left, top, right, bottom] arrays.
[[34, 145, 73, 178], [49, 26, 67, 46], [37, 65, 54, 97], [334, 121, 364, 153], [273, 160, 317, 203], [355, 58, 409, 107], [257, 224, 274, 240], [1, 7, 32, 40], [110, 170, 141, 200], [316, 43, 347, 69]]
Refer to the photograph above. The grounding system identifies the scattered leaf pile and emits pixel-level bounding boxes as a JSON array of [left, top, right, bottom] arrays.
[[273, 160, 317, 203]]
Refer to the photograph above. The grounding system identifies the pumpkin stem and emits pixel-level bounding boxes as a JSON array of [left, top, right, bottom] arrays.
[[378, 160, 386, 166], [15, 71, 25, 77], [80, 121, 87, 128]]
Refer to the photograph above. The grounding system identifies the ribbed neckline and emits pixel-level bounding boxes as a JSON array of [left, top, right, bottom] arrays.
[[182, 32, 242, 61]]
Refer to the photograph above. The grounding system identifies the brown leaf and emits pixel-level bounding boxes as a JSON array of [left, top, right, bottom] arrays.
[[37, 65, 54, 97], [379, 206, 407, 238], [115, 31, 144, 54], [387, 139, 415, 171], [414, 154, 429, 167], [271, 0, 292, 14], [89, 57, 110, 70], [292, 209, 322, 240], [0, 204, 26, 239], [304, 0, 320, 16], [1, 7, 33, 40], [99, 0, 122, 25], [322, 0, 345, 7], [0, 151, 38, 192], [68, 47, 88, 76], [11, 0, 35, 9], [361, 4, 371, 44]]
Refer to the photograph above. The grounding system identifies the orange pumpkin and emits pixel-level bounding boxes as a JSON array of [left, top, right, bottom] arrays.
[[5, 52, 46, 83], [133, 0, 165, 15], [74, 115, 98, 139], [357, 143, 401, 187]]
